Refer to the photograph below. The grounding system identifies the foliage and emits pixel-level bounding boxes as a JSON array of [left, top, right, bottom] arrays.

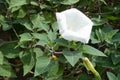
[[0, 0, 120, 80]]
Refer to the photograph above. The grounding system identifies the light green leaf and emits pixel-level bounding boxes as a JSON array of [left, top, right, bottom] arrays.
[[2, 23, 12, 31], [52, 22, 58, 32], [8, 0, 29, 9], [63, 50, 82, 66], [19, 50, 35, 76], [33, 48, 43, 58], [111, 54, 120, 65], [61, 0, 79, 5], [30, 14, 49, 32], [0, 60, 16, 77], [100, 0, 107, 5], [0, 15, 12, 31], [34, 56, 50, 76], [83, 45, 106, 57], [92, 18, 108, 26], [48, 61, 59, 77], [20, 33, 33, 42], [0, 51, 4, 65], [107, 72, 118, 80], [32, 33, 49, 46], [105, 30, 119, 43], [17, 7, 27, 18], [48, 30, 57, 42], [32, 33, 48, 41], [30, 1, 39, 6]]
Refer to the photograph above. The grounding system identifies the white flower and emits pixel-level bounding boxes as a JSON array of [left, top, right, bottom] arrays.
[[56, 8, 93, 43]]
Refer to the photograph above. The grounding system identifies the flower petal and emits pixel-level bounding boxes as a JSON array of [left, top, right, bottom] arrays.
[[56, 8, 93, 43]]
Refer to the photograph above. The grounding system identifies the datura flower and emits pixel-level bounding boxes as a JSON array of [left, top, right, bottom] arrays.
[[56, 8, 93, 43]]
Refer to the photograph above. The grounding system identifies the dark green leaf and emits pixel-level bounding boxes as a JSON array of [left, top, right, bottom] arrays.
[[83, 45, 106, 56], [34, 56, 50, 76], [63, 50, 82, 66], [0, 42, 19, 58], [19, 50, 35, 76]]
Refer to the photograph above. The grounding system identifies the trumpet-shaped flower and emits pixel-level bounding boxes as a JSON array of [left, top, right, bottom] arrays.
[[56, 8, 93, 43]]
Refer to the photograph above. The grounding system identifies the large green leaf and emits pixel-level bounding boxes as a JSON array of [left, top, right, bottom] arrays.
[[0, 15, 12, 31], [83, 45, 106, 57], [20, 33, 33, 42], [8, 0, 29, 9], [61, 0, 79, 5], [30, 14, 49, 32], [19, 50, 35, 76], [105, 30, 119, 43], [107, 72, 118, 80], [63, 50, 82, 66], [47, 30, 57, 42], [33, 48, 43, 58], [0, 60, 16, 77], [48, 61, 59, 77], [34, 56, 50, 76], [0, 42, 19, 58], [111, 54, 120, 65], [19, 19, 33, 31]]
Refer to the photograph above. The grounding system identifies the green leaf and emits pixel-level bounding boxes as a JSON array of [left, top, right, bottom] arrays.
[[30, 14, 49, 32], [63, 50, 82, 66], [48, 30, 57, 42], [91, 32, 101, 44], [32, 33, 48, 41], [107, 72, 118, 80], [95, 29, 105, 42], [33, 48, 43, 58], [0, 51, 4, 65], [8, 0, 29, 9], [105, 30, 119, 43], [34, 56, 50, 76], [52, 22, 58, 32], [61, 0, 79, 5], [111, 54, 120, 65], [19, 50, 35, 76], [100, 0, 107, 5], [0, 42, 19, 58], [30, 77, 38, 80], [0, 60, 16, 77], [30, 1, 39, 6], [78, 74, 92, 80], [48, 61, 59, 77], [20, 33, 33, 42], [83, 45, 106, 57], [55, 38, 69, 47], [112, 32, 120, 42], [2, 23, 12, 31], [32, 33, 49, 46], [92, 18, 108, 26], [0, 15, 12, 31], [16, 7, 27, 18]]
